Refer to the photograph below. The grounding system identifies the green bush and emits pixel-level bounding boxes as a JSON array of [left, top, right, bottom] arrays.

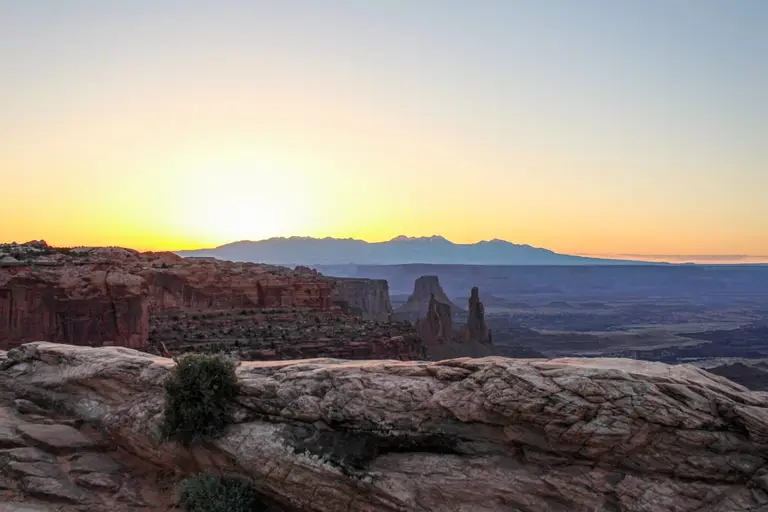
[[162, 353, 240, 446], [179, 473, 266, 512]]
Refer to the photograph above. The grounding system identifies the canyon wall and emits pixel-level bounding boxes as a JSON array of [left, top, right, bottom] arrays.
[[0, 243, 425, 361], [330, 277, 392, 321], [0, 244, 336, 351], [0, 268, 149, 350], [142, 258, 334, 311], [4, 342, 768, 511]]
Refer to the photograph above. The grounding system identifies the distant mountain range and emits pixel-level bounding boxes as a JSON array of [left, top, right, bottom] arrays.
[[176, 236, 659, 266]]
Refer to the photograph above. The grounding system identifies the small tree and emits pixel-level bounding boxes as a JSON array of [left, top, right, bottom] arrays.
[[179, 473, 267, 512], [162, 353, 240, 446]]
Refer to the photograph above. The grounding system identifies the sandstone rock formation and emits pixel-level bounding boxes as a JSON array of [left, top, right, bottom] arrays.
[[416, 293, 453, 344], [0, 265, 150, 350], [466, 286, 491, 344], [0, 242, 334, 351], [331, 278, 392, 321], [396, 279, 496, 360], [142, 256, 334, 311], [5, 342, 768, 511], [0, 241, 430, 361], [392, 275, 462, 323], [0, 395, 182, 510]]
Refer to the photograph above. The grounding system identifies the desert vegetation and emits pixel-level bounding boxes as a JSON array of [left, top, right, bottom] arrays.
[[179, 473, 267, 512], [161, 353, 240, 446]]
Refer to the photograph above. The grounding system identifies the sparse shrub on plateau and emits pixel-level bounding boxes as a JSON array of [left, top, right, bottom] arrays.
[[162, 353, 240, 446], [179, 473, 267, 512]]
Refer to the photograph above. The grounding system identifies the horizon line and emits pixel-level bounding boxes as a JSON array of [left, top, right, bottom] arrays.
[[178, 236, 768, 261], [4, 237, 768, 262]]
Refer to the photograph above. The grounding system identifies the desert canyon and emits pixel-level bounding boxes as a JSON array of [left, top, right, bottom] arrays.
[[2, 241, 768, 511]]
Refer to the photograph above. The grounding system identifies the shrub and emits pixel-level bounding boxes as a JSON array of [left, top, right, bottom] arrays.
[[162, 353, 240, 446], [179, 473, 266, 512]]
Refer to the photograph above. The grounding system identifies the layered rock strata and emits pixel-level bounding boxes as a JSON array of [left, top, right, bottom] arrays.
[[0, 382, 179, 510], [1, 242, 381, 353], [4, 342, 768, 511], [330, 278, 392, 321], [0, 266, 149, 350]]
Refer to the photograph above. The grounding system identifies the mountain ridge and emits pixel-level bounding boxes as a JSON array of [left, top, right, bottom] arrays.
[[176, 235, 660, 266]]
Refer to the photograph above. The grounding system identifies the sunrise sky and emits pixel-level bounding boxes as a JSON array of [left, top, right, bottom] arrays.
[[2, 1, 766, 261]]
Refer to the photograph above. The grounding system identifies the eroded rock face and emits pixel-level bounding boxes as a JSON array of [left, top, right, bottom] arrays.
[[4, 342, 768, 511], [388, 279, 496, 360], [0, 268, 149, 350], [331, 278, 392, 321], [0, 242, 419, 359], [466, 286, 491, 344], [416, 293, 453, 344], [0, 243, 337, 351], [392, 275, 462, 323], [141, 257, 334, 311], [0, 384, 177, 511]]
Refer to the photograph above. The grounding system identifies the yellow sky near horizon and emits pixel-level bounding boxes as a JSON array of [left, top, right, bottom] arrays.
[[3, 115, 766, 257], [2, 2, 766, 259], [4, 114, 764, 257]]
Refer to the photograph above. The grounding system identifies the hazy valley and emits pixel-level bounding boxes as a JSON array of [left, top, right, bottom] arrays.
[[325, 262, 768, 388]]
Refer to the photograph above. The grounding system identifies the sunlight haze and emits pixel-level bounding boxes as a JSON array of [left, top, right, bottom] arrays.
[[2, 1, 766, 261]]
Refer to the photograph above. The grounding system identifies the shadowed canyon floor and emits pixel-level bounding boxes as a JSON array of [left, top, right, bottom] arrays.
[[4, 343, 768, 511]]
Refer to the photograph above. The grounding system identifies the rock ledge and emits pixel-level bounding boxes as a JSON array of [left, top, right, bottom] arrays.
[[3, 342, 768, 511]]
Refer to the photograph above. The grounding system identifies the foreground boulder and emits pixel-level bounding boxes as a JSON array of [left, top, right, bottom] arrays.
[[3, 343, 768, 511], [0, 388, 177, 510]]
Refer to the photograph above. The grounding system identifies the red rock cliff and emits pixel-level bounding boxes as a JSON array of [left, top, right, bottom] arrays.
[[0, 243, 336, 351], [141, 257, 333, 310], [0, 266, 149, 350], [330, 277, 392, 321]]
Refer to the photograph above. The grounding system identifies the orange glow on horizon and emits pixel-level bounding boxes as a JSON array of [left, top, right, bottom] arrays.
[[2, 3, 766, 261]]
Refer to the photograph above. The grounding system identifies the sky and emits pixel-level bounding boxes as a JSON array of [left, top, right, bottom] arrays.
[[1, 1, 767, 261]]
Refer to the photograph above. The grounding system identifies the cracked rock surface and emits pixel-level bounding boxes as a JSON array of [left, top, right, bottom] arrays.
[[3, 342, 768, 511], [0, 374, 177, 511]]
